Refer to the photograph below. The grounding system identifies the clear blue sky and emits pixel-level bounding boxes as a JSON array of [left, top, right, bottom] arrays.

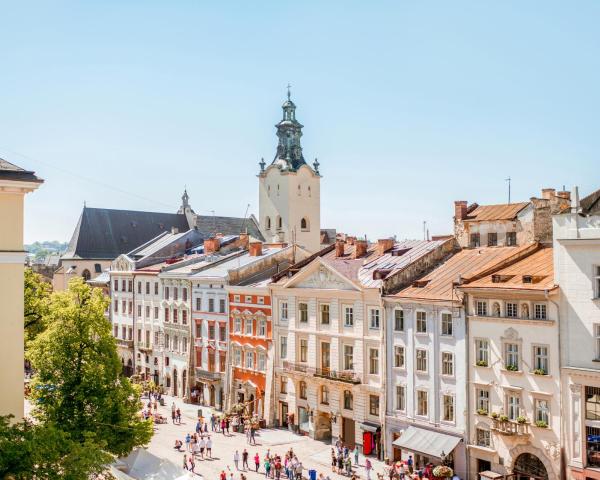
[[2, 1, 598, 244]]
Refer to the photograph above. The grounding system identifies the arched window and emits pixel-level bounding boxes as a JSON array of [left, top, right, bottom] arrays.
[[521, 303, 530, 319], [492, 302, 501, 317], [300, 217, 309, 231], [266, 217, 271, 230], [297, 185, 301, 196], [299, 381, 307, 399], [82, 269, 91, 281], [321, 385, 329, 405], [276, 216, 282, 230], [344, 390, 353, 410], [308, 186, 311, 197]]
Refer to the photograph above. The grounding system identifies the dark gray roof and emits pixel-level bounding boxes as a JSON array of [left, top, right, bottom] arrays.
[[581, 188, 600, 215], [62, 207, 191, 260], [0, 158, 43, 183], [195, 215, 264, 241]]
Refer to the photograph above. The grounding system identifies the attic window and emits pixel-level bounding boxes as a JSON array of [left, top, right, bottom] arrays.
[[372, 269, 392, 280], [522, 275, 545, 284], [412, 279, 430, 288], [391, 248, 411, 257], [522, 275, 533, 284], [492, 274, 515, 283]]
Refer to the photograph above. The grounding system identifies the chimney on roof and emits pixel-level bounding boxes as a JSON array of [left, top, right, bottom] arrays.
[[238, 233, 250, 250], [335, 240, 345, 258], [171, 227, 179, 234], [376, 238, 395, 256], [354, 240, 368, 259], [204, 237, 221, 254], [346, 236, 356, 245], [249, 241, 263, 257], [571, 186, 581, 213], [541, 188, 556, 200], [556, 190, 571, 201], [454, 201, 468, 221]]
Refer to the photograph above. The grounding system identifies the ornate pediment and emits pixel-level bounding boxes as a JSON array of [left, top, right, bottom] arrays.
[[292, 265, 356, 291], [111, 255, 134, 272]]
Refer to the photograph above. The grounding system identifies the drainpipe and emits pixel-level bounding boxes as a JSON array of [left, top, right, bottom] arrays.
[[462, 291, 471, 480], [545, 289, 565, 480]]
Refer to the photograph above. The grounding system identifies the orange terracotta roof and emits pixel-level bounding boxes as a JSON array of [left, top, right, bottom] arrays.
[[464, 247, 554, 291], [466, 202, 529, 221], [393, 245, 532, 301]]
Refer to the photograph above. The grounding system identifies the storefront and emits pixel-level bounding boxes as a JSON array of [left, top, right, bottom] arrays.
[[392, 426, 461, 471], [361, 422, 382, 459]]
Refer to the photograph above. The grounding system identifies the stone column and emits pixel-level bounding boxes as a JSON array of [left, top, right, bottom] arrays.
[[570, 382, 583, 468]]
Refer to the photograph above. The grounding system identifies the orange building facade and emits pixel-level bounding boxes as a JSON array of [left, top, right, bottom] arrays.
[[227, 284, 273, 419]]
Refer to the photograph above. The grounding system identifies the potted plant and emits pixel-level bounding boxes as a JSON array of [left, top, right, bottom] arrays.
[[432, 466, 453, 478], [499, 414, 509, 422], [516, 416, 527, 424], [490, 411, 499, 419], [477, 408, 488, 416], [533, 368, 547, 375], [476, 360, 488, 367], [535, 420, 548, 428], [505, 364, 519, 372]]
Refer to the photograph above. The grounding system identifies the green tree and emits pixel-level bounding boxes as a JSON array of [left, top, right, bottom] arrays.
[[24, 268, 51, 346], [0, 415, 109, 480], [28, 277, 152, 457]]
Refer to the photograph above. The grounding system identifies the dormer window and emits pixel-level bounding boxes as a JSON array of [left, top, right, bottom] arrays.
[[523, 275, 533, 284]]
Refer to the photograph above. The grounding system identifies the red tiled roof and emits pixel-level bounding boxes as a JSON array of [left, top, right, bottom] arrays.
[[465, 202, 529, 221]]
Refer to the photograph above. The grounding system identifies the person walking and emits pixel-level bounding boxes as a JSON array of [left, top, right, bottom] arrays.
[[250, 426, 257, 445], [353, 446, 359, 467], [189, 455, 196, 473], [407, 455, 413, 475], [226, 417, 230, 435], [176, 408, 182, 424], [211, 414, 216, 432], [365, 458, 372, 480], [185, 433, 191, 452], [199, 436, 206, 459], [254, 452, 261, 473], [234, 450, 240, 470], [206, 436, 213, 458], [243, 448, 249, 470], [265, 456, 271, 478], [183, 454, 189, 471], [295, 461, 303, 480]]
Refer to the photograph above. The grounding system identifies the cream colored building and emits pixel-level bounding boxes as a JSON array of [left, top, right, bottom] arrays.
[[270, 237, 454, 459], [461, 246, 561, 480], [0, 159, 42, 420]]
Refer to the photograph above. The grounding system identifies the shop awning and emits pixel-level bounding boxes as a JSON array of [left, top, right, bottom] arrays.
[[392, 426, 461, 459], [360, 422, 380, 432]]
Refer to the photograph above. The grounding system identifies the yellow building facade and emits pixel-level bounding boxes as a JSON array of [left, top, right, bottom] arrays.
[[0, 159, 42, 420]]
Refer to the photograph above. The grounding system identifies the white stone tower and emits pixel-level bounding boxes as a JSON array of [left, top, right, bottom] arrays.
[[258, 89, 321, 253]]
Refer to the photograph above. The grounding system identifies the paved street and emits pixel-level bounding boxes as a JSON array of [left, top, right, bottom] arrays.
[[146, 394, 386, 480]]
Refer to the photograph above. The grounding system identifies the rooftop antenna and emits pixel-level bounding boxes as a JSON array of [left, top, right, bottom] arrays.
[[506, 177, 511, 204], [423, 221, 427, 240], [211, 210, 216, 236], [241, 203, 250, 235]]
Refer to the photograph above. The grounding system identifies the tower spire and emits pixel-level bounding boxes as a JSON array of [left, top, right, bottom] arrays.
[[287, 83, 291, 101]]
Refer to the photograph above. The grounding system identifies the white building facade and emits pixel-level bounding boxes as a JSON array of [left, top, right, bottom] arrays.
[[553, 187, 600, 480]]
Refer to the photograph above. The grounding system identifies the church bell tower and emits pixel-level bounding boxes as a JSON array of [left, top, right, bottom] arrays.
[[258, 89, 321, 253]]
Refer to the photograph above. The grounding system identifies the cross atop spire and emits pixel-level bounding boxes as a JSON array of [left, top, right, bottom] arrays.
[[287, 83, 291, 101]]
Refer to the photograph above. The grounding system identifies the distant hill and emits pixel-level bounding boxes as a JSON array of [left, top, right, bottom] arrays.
[[26, 241, 68, 262]]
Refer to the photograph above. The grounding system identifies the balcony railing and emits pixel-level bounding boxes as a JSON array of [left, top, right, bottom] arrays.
[[283, 360, 315, 375], [116, 339, 134, 348], [194, 368, 223, 382], [314, 367, 361, 384], [491, 419, 530, 436]]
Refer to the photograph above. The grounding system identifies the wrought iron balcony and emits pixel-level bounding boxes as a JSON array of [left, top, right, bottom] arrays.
[[194, 368, 223, 382], [314, 367, 361, 384], [282, 360, 315, 375]]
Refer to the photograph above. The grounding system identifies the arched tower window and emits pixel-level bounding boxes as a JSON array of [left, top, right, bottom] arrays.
[[301, 217, 309, 231], [82, 269, 91, 281], [266, 217, 271, 230], [277, 216, 282, 231], [297, 185, 301, 196]]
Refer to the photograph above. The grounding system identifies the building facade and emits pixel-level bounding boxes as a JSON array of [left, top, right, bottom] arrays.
[[270, 238, 455, 458], [461, 246, 561, 480], [0, 159, 42, 420], [553, 187, 600, 480], [385, 245, 534, 478]]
